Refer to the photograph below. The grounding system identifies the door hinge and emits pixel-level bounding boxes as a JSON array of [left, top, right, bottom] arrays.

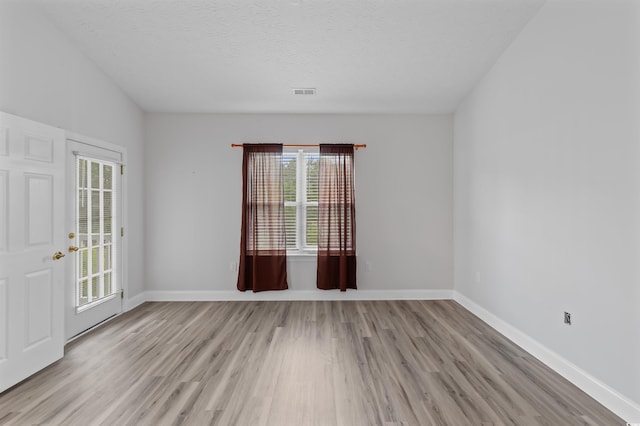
[[120, 164, 124, 175], [121, 290, 124, 300], [121, 227, 124, 237]]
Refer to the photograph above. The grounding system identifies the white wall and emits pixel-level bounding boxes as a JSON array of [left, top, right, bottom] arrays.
[[144, 114, 453, 296], [0, 1, 145, 301], [454, 0, 640, 412]]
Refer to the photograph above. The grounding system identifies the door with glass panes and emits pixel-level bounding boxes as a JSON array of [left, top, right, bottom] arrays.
[[66, 139, 123, 339]]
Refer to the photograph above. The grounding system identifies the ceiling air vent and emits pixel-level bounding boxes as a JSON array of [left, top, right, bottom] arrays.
[[292, 88, 316, 95]]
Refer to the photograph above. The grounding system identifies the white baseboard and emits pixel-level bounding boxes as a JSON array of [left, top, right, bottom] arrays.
[[453, 291, 640, 424], [143, 288, 454, 302], [123, 291, 146, 311]]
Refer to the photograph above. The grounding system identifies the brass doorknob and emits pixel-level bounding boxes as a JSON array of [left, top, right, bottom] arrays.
[[69, 246, 79, 252], [52, 251, 66, 261]]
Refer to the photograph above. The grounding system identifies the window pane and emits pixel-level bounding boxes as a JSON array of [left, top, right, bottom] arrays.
[[104, 244, 112, 270], [91, 162, 100, 188], [306, 154, 319, 202], [80, 249, 88, 278], [91, 190, 100, 233], [103, 272, 112, 296], [78, 159, 87, 189], [306, 205, 318, 246], [91, 276, 99, 301], [103, 165, 112, 190], [78, 189, 88, 234], [283, 154, 297, 203], [103, 191, 112, 234], [79, 279, 88, 305], [91, 247, 99, 274], [285, 205, 297, 249]]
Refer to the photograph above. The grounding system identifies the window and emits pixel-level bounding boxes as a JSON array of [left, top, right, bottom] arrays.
[[76, 157, 117, 307], [283, 149, 319, 253]]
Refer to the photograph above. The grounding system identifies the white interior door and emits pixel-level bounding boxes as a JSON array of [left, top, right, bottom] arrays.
[[65, 139, 123, 340], [0, 112, 65, 393]]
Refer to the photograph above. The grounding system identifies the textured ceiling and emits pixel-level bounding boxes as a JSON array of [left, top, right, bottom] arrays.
[[37, 0, 545, 113]]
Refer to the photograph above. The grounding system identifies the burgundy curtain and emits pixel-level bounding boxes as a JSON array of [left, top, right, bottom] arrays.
[[237, 144, 288, 292], [317, 144, 356, 291]]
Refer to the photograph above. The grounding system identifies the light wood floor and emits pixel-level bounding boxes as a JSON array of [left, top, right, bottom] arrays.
[[0, 300, 623, 425]]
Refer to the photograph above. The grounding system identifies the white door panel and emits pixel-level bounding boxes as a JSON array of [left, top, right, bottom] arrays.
[[25, 268, 54, 348], [26, 173, 54, 246], [0, 170, 7, 251], [0, 111, 65, 393], [0, 278, 7, 361]]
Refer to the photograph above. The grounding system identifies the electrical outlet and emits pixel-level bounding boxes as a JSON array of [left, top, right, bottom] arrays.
[[229, 261, 238, 272], [564, 311, 571, 325]]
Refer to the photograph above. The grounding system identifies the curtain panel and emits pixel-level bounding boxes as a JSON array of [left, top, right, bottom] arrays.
[[317, 144, 357, 291], [237, 144, 289, 292]]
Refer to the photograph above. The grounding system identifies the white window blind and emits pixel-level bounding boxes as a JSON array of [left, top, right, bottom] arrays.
[[283, 149, 319, 253], [76, 157, 117, 307]]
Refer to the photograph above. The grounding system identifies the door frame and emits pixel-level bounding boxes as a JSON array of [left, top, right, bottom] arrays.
[[64, 132, 128, 341]]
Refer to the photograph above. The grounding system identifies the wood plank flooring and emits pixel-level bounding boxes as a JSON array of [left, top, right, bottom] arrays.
[[0, 300, 624, 425]]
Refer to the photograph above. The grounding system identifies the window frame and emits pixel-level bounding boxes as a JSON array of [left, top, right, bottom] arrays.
[[283, 148, 319, 255]]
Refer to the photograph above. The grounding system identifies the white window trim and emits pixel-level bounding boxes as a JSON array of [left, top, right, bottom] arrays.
[[284, 148, 319, 255]]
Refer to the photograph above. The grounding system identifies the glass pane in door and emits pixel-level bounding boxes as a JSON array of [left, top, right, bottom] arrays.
[[76, 158, 117, 308]]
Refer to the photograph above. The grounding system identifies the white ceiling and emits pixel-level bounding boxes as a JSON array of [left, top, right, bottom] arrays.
[[38, 0, 545, 114]]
